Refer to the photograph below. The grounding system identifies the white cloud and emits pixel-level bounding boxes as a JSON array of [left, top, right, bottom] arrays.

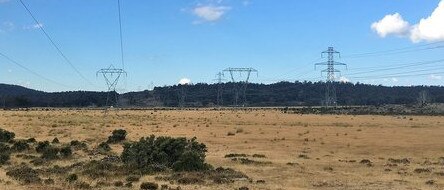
[[410, 0, 444, 42], [23, 23, 43, 30], [192, 5, 231, 22], [429, 74, 442, 80], [338, 76, 350, 83], [391, 78, 399, 82], [0, 21, 15, 32], [371, 13, 410, 37], [372, 0, 444, 42], [179, 78, 191, 85]]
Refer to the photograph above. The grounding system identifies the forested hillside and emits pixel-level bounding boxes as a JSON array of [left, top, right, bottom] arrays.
[[1, 81, 443, 108]]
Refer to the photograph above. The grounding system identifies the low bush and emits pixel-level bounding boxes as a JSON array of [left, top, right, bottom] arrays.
[[70, 140, 88, 150], [107, 129, 127, 143], [140, 182, 158, 190], [11, 140, 30, 152], [97, 142, 111, 152], [0, 143, 10, 152], [66, 174, 78, 183], [41, 147, 60, 160], [121, 135, 210, 172], [0, 128, 15, 142], [114, 181, 123, 187], [125, 175, 140, 182], [36, 141, 50, 153], [60, 146, 72, 158], [0, 152, 10, 165], [26, 138, 36, 143], [6, 165, 41, 184], [52, 137, 59, 144]]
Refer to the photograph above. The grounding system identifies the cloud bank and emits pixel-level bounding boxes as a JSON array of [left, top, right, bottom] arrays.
[[372, 0, 444, 42]]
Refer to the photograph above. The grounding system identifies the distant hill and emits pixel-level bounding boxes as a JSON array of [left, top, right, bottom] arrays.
[[1, 82, 444, 108]]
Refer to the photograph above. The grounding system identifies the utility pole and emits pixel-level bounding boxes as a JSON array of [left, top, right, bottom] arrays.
[[97, 64, 127, 108], [315, 47, 347, 107], [214, 72, 225, 106], [223, 68, 258, 107]]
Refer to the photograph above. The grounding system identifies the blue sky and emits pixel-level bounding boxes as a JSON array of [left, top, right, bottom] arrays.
[[1, 0, 444, 92]]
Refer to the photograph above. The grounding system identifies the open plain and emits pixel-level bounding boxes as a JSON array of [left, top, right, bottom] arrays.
[[0, 109, 443, 190]]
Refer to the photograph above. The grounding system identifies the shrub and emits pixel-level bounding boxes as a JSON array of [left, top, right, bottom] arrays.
[[52, 137, 60, 144], [0, 142, 10, 152], [0, 152, 10, 165], [97, 142, 111, 152], [36, 141, 51, 153], [121, 135, 210, 172], [140, 182, 158, 190], [41, 147, 60, 160], [44, 178, 55, 185], [60, 146, 72, 158], [6, 165, 41, 184], [70, 140, 88, 150], [66, 174, 78, 183], [125, 175, 140, 182], [114, 181, 123, 187], [0, 128, 15, 142], [107, 129, 127, 143], [11, 141, 30, 152], [76, 181, 92, 189], [26, 138, 36, 143]]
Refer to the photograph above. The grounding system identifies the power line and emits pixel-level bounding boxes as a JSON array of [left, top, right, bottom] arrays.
[[18, 0, 95, 87], [350, 66, 444, 79], [343, 41, 444, 58], [0, 51, 73, 89], [346, 59, 444, 76], [117, 0, 125, 70]]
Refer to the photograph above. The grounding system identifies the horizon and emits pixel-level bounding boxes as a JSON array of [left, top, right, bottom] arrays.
[[1, 0, 444, 92]]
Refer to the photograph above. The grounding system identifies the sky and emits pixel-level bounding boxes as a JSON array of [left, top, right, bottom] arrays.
[[1, 0, 444, 92]]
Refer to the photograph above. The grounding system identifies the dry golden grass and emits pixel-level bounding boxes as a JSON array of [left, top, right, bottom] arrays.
[[0, 109, 443, 190]]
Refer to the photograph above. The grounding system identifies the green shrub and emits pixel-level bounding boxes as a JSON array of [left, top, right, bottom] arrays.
[[66, 174, 78, 183], [114, 181, 123, 187], [125, 175, 140, 182], [11, 140, 30, 152], [60, 146, 72, 158], [0, 142, 10, 152], [0, 152, 10, 165], [107, 129, 127, 143], [140, 182, 158, 190], [36, 141, 50, 153], [26, 138, 36, 143], [0, 128, 15, 142], [98, 142, 111, 152], [121, 135, 210, 172], [52, 137, 60, 144], [6, 165, 41, 184], [41, 147, 60, 160], [70, 140, 88, 150]]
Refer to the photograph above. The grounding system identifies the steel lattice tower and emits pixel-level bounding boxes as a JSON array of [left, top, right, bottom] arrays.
[[223, 68, 258, 107], [315, 47, 347, 107], [214, 72, 225, 106], [97, 65, 127, 107]]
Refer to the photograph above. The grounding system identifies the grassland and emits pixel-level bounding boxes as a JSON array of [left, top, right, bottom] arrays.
[[0, 109, 443, 190]]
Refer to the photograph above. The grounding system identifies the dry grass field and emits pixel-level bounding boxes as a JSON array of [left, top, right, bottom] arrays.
[[0, 109, 443, 190]]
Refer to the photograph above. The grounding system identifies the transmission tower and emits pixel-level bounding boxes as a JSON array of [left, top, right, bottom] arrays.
[[418, 90, 429, 106], [223, 68, 258, 107], [213, 72, 226, 106], [178, 84, 187, 108], [315, 47, 347, 107], [97, 65, 127, 107]]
